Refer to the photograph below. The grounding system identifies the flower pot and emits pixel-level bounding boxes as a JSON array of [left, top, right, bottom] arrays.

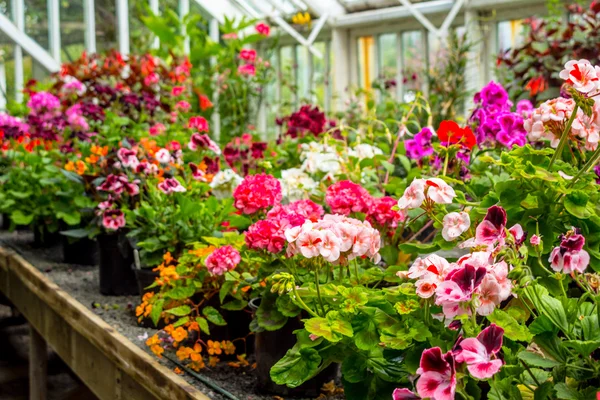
[[97, 232, 138, 295], [249, 298, 339, 396], [62, 236, 99, 266], [32, 225, 61, 248], [134, 268, 159, 296], [1, 214, 9, 230]]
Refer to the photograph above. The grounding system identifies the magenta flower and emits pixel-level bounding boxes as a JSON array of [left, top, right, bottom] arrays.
[[325, 180, 372, 215], [392, 388, 420, 399], [405, 127, 434, 160], [454, 324, 504, 379], [549, 229, 590, 273], [102, 209, 125, 231], [255, 23, 271, 36], [97, 174, 139, 196], [367, 196, 406, 231], [117, 147, 139, 169], [238, 64, 256, 76], [158, 178, 186, 194], [415, 347, 456, 400], [205, 245, 241, 276], [171, 86, 186, 97], [149, 123, 166, 136], [245, 219, 287, 254], [239, 49, 257, 62], [188, 116, 209, 132], [233, 173, 282, 214]]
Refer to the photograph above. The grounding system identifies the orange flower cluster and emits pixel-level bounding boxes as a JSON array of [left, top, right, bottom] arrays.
[[65, 160, 87, 175], [85, 144, 108, 164], [175, 343, 204, 371], [135, 292, 154, 322], [153, 252, 180, 286], [146, 334, 164, 358]]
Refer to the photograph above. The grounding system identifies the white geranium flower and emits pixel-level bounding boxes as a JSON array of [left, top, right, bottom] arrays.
[[209, 169, 243, 199]]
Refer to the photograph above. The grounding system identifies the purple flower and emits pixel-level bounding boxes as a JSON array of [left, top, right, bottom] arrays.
[[516, 99, 534, 117], [594, 165, 600, 184], [27, 92, 61, 115], [475, 81, 510, 109], [405, 127, 434, 160]]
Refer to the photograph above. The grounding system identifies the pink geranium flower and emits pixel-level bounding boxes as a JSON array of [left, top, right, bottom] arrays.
[[117, 147, 139, 169], [238, 64, 256, 76], [530, 234, 541, 246], [205, 245, 241, 276], [188, 116, 209, 132], [454, 324, 504, 379], [233, 173, 282, 214], [415, 347, 456, 400], [189, 162, 207, 182], [240, 49, 257, 62], [97, 174, 139, 196], [158, 178, 186, 194], [392, 388, 420, 400], [325, 180, 372, 215], [296, 228, 324, 258], [559, 59, 600, 94], [397, 179, 426, 210], [425, 178, 456, 204], [475, 205, 507, 246], [102, 209, 125, 230], [171, 86, 186, 97], [442, 212, 470, 241], [154, 148, 172, 164], [255, 23, 271, 36], [367, 196, 406, 231], [149, 123, 166, 136]]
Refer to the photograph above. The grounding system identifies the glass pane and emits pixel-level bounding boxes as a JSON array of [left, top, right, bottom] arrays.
[[401, 30, 424, 101], [312, 42, 326, 108], [296, 45, 309, 102], [24, 0, 49, 51], [280, 45, 295, 109], [61, 0, 85, 63], [497, 19, 527, 52], [265, 49, 279, 140], [95, 0, 117, 53], [357, 35, 375, 90]]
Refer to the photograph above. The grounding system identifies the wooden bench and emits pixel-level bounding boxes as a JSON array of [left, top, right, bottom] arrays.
[[0, 246, 209, 400]]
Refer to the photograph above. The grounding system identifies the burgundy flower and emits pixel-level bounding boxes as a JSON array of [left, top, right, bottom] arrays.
[[189, 162, 207, 181], [475, 206, 507, 246], [158, 178, 186, 194], [415, 347, 456, 400], [549, 229, 590, 274], [454, 324, 504, 379], [102, 209, 125, 231]]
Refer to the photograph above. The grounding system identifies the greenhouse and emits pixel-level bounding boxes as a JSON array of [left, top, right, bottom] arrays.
[[1, 0, 600, 399]]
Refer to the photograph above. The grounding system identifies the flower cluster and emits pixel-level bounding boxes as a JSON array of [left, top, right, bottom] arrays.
[[405, 127, 434, 161], [397, 178, 456, 210], [278, 105, 328, 138], [366, 196, 406, 232], [395, 324, 504, 400], [469, 81, 530, 148], [205, 245, 241, 276], [233, 173, 282, 214], [245, 199, 324, 254], [279, 168, 318, 202], [325, 180, 372, 215], [285, 214, 381, 264], [209, 169, 244, 199]]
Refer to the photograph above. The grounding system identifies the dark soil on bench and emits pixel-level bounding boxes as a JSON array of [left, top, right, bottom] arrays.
[[0, 230, 345, 400]]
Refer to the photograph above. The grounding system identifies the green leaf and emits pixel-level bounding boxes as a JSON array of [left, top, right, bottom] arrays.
[[517, 351, 562, 369], [563, 340, 600, 357], [270, 347, 321, 388], [202, 306, 227, 326], [487, 309, 533, 342], [276, 295, 301, 317], [554, 383, 583, 400], [150, 299, 164, 326], [564, 191, 591, 219], [256, 296, 288, 331], [166, 305, 191, 317], [524, 285, 569, 333], [529, 315, 558, 335], [341, 353, 367, 383], [195, 317, 210, 335], [221, 299, 247, 311], [167, 285, 196, 300], [172, 316, 189, 328], [10, 210, 33, 225]]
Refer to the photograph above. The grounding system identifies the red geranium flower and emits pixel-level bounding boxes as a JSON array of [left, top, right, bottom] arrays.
[[437, 120, 477, 150]]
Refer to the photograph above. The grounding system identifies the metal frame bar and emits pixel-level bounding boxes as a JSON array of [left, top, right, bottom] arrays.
[[48, 0, 61, 62], [84, 0, 96, 53], [116, 0, 130, 55]]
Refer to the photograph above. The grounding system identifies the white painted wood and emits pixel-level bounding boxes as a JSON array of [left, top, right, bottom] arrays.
[[464, 7, 484, 113], [10, 0, 24, 103], [83, 0, 97, 54], [395, 32, 403, 101], [116, 0, 130, 55], [301, 0, 346, 17], [150, 0, 160, 49], [324, 40, 332, 112], [307, 14, 329, 45], [332, 28, 350, 109], [47, 0, 61, 62], [397, 0, 440, 36], [334, 0, 452, 28], [0, 62, 7, 110], [439, 0, 465, 35], [179, 0, 190, 54], [209, 18, 220, 141], [192, 0, 245, 23]]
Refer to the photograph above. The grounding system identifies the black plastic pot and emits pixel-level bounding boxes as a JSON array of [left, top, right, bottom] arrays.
[[97, 232, 138, 295], [32, 225, 61, 248], [249, 298, 339, 396], [0, 214, 9, 230], [62, 236, 98, 266], [134, 268, 159, 296]]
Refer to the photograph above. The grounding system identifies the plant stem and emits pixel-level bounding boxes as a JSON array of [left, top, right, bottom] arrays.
[[292, 286, 320, 318], [314, 268, 325, 316], [549, 104, 579, 168], [520, 360, 542, 387], [567, 144, 600, 188]]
